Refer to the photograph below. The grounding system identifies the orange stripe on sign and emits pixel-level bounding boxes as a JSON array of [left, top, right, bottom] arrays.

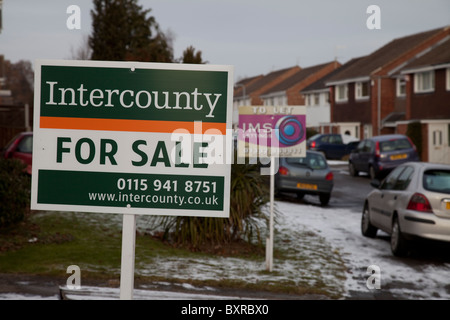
[[40, 117, 226, 135]]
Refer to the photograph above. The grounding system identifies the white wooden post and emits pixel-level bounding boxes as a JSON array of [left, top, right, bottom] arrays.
[[266, 156, 275, 272], [120, 213, 136, 300]]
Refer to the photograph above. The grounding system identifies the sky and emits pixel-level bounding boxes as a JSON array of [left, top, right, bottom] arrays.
[[1, 0, 449, 81]]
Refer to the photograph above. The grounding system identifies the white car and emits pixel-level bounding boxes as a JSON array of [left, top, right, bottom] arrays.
[[361, 162, 450, 256]]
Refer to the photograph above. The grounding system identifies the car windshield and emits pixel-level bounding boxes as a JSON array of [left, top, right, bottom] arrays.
[[380, 138, 412, 152], [307, 134, 321, 142], [286, 153, 328, 170], [423, 170, 450, 194]]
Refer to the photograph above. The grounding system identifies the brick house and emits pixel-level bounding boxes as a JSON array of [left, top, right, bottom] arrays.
[[324, 26, 450, 150], [233, 66, 301, 128], [233, 62, 341, 129], [300, 58, 363, 131], [395, 36, 450, 163], [259, 61, 341, 107]]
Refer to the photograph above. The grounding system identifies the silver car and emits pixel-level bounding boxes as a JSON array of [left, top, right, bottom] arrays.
[[362, 162, 450, 256], [275, 150, 334, 206]]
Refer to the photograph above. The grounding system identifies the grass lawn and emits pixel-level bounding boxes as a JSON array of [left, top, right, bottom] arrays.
[[0, 210, 347, 298]]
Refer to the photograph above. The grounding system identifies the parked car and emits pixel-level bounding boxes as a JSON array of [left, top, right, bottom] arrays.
[[275, 150, 333, 206], [1, 132, 33, 175], [307, 133, 359, 160], [361, 162, 450, 256], [349, 134, 419, 180]]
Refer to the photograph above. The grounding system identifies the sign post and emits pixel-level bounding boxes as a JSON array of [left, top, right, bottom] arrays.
[[238, 106, 306, 271], [31, 60, 234, 299], [120, 213, 136, 300]]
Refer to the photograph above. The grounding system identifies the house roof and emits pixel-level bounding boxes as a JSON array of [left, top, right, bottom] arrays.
[[326, 26, 449, 83], [301, 57, 365, 93], [400, 36, 450, 73], [234, 74, 263, 97], [234, 66, 300, 99], [260, 61, 336, 97]]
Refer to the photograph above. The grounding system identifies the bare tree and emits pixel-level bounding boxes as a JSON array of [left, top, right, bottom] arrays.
[[69, 34, 93, 60]]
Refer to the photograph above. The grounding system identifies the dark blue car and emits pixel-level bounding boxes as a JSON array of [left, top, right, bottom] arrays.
[[307, 133, 358, 160], [349, 134, 419, 179]]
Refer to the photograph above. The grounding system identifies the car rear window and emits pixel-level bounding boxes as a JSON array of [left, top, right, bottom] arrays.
[[423, 170, 450, 194], [380, 138, 413, 152], [286, 153, 328, 169], [17, 136, 33, 153]]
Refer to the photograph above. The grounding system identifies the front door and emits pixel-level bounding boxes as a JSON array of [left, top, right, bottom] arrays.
[[428, 123, 450, 164]]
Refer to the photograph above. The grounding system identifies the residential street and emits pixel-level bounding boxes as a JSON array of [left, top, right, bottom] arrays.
[[281, 161, 450, 299], [1, 161, 449, 300]]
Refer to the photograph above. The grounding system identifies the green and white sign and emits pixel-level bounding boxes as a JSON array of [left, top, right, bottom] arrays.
[[31, 60, 234, 217]]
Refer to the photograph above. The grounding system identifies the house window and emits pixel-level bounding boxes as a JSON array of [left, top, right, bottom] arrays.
[[314, 93, 320, 106], [433, 130, 442, 146], [355, 82, 369, 100], [335, 84, 348, 102], [414, 70, 435, 93], [396, 78, 406, 97]]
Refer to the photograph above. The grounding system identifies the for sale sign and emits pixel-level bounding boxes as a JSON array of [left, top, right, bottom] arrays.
[[31, 60, 233, 217]]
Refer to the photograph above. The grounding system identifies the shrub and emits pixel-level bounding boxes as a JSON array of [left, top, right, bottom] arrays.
[[0, 159, 31, 228], [157, 162, 270, 250]]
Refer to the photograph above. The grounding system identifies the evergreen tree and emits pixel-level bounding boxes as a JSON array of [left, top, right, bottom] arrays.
[[89, 0, 173, 62], [181, 46, 207, 64]]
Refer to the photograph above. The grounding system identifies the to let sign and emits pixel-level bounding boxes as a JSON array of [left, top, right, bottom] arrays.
[[31, 60, 234, 217], [237, 106, 306, 158]]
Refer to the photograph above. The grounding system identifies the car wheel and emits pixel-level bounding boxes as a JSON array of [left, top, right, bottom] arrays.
[[361, 203, 377, 238], [369, 166, 377, 180], [349, 162, 358, 177], [319, 193, 330, 206], [391, 216, 408, 257]]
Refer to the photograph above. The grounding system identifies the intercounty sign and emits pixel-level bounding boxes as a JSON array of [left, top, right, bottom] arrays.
[[31, 60, 234, 218]]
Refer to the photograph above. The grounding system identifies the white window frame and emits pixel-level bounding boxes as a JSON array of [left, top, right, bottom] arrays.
[[355, 82, 369, 100], [396, 78, 406, 97], [335, 84, 348, 103], [414, 70, 435, 93], [304, 94, 309, 106]]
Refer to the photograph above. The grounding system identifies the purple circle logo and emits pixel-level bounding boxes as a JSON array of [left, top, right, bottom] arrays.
[[274, 116, 304, 146]]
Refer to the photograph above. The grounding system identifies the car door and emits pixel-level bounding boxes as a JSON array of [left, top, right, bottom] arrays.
[[318, 135, 331, 158], [360, 140, 375, 173], [328, 134, 344, 159], [351, 140, 365, 171], [391, 165, 415, 206], [370, 166, 405, 231]]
